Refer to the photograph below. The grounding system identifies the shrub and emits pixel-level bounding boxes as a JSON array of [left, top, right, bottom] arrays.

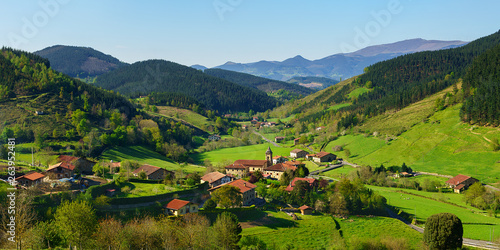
[[423, 213, 463, 249]]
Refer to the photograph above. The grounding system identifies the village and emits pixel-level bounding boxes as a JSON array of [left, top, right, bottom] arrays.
[[9, 143, 482, 219]]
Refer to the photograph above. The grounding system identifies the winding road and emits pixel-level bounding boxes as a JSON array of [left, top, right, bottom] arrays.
[[252, 130, 281, 147], [385, 207, 499, 249]]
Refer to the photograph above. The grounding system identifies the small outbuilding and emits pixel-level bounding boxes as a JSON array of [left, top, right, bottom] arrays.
[[299, 205, 313, 215]]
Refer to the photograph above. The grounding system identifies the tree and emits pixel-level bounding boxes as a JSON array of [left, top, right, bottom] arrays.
[[239, 236, 267, 250], [424, 213, 463, 249], [139, 170, 147, 180], [329, 193, 348, 215], [213, 212, 242, 250], [55, 200, 97, 249], [93, 218, 122, 249], [211, 185, 242, 208], [203, 199, 217, 211]]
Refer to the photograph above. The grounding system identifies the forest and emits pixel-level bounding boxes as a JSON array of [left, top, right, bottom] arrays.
[[94, 60, 278, 113], [461, 43, 500, 125], [204, 68, 314, 100], [337, 30, 500, 120]]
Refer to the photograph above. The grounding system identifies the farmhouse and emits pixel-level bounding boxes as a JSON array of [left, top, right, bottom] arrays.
[[272, 155, 287, 164], [57, 155, 96, 175], [208, 134, 221, 141], [210, 179, 257, 206], [285, 177, 318, 192], [446, 174, 479, 193], [165, 199, 199, 216], [309, 152, 336, 163], [294, 138, 301, 145], [132, 164, 173, 180], [201, 171, 233, 188], [264, 163, 297, 180], [46, 162, 75, 179], [275, 136, 285, 143], [109, 161, 121, 174], [290, 149, 308, 159], [15, 172, 45, 187]]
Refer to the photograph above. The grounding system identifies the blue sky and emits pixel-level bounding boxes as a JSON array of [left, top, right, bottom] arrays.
[[1, 0, 499, 67]]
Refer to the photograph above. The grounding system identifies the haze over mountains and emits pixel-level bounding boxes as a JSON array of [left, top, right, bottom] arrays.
[[211, 39, 468, 81]]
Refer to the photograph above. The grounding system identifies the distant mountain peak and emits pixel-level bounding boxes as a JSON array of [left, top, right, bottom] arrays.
[[214, 38, 468, 81]]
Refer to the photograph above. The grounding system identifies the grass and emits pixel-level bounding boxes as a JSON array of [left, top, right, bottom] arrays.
[[101, 145, 205, 174], [327, 103, 351, 111], [368, 185, 500, 241], [155, 106, 214, 131], [339, 216, 423, 248], [319, 165, 358, 180], [241, 210, 422, 249], [320, 103, 500, 185], [192, 143, 296, 165], [114, 182, 181, 198], [348, 87, 371, 99]]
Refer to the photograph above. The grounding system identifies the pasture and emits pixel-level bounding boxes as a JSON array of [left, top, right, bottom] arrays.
[[368, 185, 500, 241]]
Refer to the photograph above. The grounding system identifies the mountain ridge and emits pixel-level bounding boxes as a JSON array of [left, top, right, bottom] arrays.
[[214, 38, 468, 81]]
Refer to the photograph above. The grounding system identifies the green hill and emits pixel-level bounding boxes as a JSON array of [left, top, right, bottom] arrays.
[[34, 45, 127, 78], [204, 68, 315, 100], [0, 47, 135, 139], [94, 60, 278, 113]]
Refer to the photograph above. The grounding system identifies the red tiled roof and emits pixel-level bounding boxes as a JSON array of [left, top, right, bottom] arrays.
[[446, 174, 472, 185], [266, 163, 297, 172], [210, 179, 256, 193], [266, 163, 287, 172], [15, 172, 45, 181], [47, 162, 75, 171], [227, 179, 256, 193], [201, 172, 226, 183], [273, 155, 286, 159], [454, 184, 465, 190], [290, 149, 306, 154], [58, 155, 79, 163], [315, 152, 333, 158], [132, 164, 163, 176], [110, 162, 121, 168], [294, 138, 301, 141], [225, 163, 247, 169], [291, 177, 317, 186], [234, 160, 267, 167], [165, 199, 191, 210], [287, 160, 303, 166], [299, 205, 313, 210]]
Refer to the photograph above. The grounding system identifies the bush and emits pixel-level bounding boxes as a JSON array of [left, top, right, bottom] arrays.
[[423, 213, 463, 249], [203, 199, 217, 210]]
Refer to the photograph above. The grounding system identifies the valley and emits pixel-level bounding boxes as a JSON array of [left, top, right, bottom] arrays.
[[1, 26, 500, 249]]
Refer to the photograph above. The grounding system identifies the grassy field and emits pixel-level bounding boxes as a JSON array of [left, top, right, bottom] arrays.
[[320, 104, 500, 186], [192, 143, 297, 165], [368, 185, 500, 241], [155, 106, 214, 131], [241, 210, 423, 249], [327, 103, 351, 111], [114, 182, 181, 198], [348, 87, 371, 99], [101, 145, 205, 174]]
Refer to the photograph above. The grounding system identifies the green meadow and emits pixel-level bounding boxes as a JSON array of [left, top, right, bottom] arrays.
[[192, 143, 296, 165], [321, 105, 500, 186], [369, 185, 500, 241], [101, 145, 205, 174], [241, 210, 423, 249]]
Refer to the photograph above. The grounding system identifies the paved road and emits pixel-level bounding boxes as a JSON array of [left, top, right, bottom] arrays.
[[385, 207, 499, 249], [252, 130, 281, 147], [309, 163, 343, 175]]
